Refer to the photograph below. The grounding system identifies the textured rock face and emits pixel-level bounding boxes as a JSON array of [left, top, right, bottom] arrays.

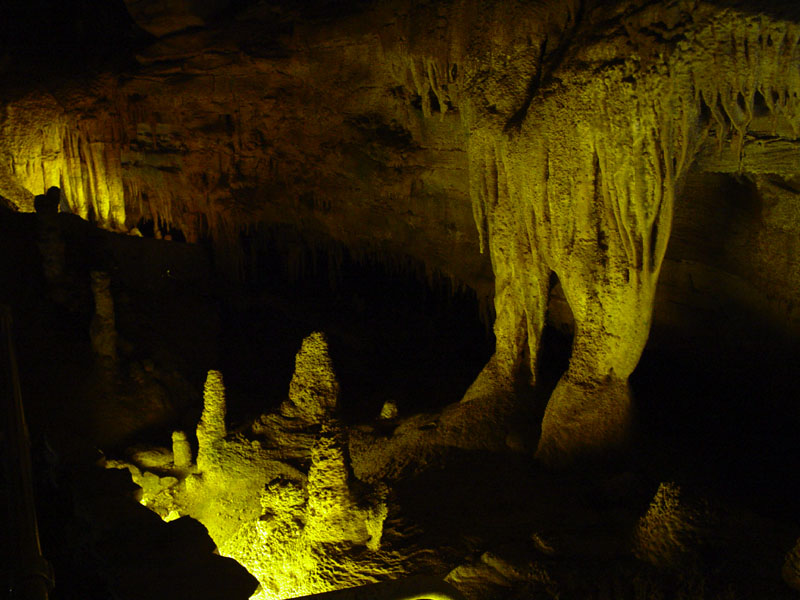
[[2, 0, 800, 464], [110, 355, 392, 599], [281, 332, 339, 424]]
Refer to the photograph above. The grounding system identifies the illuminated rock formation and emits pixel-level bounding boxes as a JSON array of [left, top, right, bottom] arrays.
[[280, 332, 339, 425], [2, 1, 799, 467], [1, 92, 127, 229], [110, 334, 394, 598], [172, 430, 193, 469], [196, 369, 227, 472], [458, 4, 800, 464], [2, 3, 799, 598]]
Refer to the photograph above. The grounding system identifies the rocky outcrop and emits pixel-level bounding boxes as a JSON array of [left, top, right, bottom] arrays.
[[109, 334, 393, 599]]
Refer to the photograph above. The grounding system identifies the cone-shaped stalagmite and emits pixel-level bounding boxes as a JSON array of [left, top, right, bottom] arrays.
[[172, 430, 193, 469], [280, 332, 339, 425]]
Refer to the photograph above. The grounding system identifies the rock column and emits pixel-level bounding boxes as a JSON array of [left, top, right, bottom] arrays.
[[196, 370, 226, 471], [467, 66, 700, 466], [89, 271, 118, 364]]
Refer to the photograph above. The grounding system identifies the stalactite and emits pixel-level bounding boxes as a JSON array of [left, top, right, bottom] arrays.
[[0, 95, 127, 230], [683, 15, 800, 160]]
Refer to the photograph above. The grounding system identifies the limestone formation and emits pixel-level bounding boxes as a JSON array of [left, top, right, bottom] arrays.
[[379, 400, 399, 421], [5, 2, 798, 598], [632, 482, 699, 569], [114, 359, 390, 600], [281, 332, 339, 425], [89, 271, 117, 363], [1, 0, 799, 467], [306, 423, 387, 551], [196, 369, 226, 471], [35, 187, 67, 303], [171, 430, 193, 469]]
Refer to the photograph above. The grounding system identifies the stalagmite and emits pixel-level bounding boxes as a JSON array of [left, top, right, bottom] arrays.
[[196, 369, 227, 471], [89, 271, 118, 364], [171, 430, 193, 469], [306, 423, 387, 551], [34, 187, 67, 305], [379, 400, 398, 420], [280, 332, 339, 425]]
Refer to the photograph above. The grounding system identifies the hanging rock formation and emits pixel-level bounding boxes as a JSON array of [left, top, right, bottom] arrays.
[[457, 2, 800, 464]]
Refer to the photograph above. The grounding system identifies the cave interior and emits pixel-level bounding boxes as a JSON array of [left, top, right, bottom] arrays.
[[1, 0, 800, 599]]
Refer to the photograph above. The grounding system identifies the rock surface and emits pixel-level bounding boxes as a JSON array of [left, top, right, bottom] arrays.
[[2, 1, 799, 464], [281, 332, 339, 424]]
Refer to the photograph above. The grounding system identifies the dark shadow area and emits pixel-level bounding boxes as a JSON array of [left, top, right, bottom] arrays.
[[632, 328, 800, 521], [36, 466, 258, 600], [135, 218, 188, 243], [216, 225, 493, 427], [0, 206, 256, 599], [704, 0, 800, 22], [0, 0, 146, 99]]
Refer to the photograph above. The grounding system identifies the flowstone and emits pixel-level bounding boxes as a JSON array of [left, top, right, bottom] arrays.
[[457, 6, 800, 465]]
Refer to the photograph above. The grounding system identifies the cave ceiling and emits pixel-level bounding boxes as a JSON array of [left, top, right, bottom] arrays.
[[0, 0, 797, 290]]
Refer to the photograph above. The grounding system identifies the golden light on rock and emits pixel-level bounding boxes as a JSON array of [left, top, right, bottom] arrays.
[[2, 1, 800, 598]]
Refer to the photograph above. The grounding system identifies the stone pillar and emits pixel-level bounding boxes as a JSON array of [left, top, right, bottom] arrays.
[[196, 370, 226, 471], [462, 136, 551, 403], [280, 332, 338, 425], [172, 430, 193, 468], [306, 422, 387, 551], [89, 271, 117, 364]]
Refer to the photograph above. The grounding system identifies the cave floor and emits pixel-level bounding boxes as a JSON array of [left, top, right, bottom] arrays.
[[2, 209, 799, 599]]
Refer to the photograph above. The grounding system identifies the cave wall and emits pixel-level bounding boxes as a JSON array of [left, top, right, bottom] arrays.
[[1, 0, 799, 464]]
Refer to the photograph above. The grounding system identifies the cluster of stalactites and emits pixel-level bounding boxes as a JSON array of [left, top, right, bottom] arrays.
[[1, 97, 127, 230], [679, 12, 800, 159], [406, 56, 459, 119], [469, 9, 800, 267]]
